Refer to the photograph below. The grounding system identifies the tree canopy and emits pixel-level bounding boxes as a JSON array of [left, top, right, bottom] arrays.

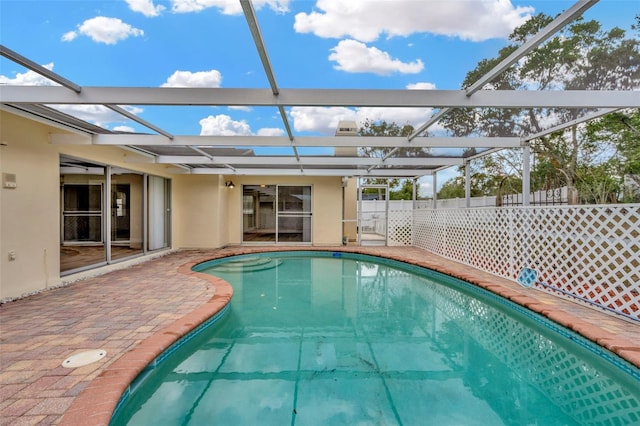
[[438, 14, 640, 203], [358, 119, 423, 200]]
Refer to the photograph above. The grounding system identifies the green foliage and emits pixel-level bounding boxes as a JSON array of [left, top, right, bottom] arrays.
[[438, 14, 640, 203], [358, 119, 422, 200], [437, 177, 465, 199], [389, 179, 416, 200], [582, 109, 640, 202]]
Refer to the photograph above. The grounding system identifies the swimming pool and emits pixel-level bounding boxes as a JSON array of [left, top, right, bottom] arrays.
[[111, 252, 640, 425]]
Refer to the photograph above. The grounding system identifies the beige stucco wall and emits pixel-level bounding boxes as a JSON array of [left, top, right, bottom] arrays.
[[0, 110, 176, 300], [1, 111, 61, 300], [172, 174, 226, 248], [224, 176, 343, 246]]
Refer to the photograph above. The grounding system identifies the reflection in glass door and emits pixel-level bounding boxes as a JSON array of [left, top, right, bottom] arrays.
[[148, 175, 170, 251], [277, 186, 311, 243], [110, 169, 144, 261], [242, 185, 312, 243], [243, 185, 276, 242], [60, 159, 107, 273]]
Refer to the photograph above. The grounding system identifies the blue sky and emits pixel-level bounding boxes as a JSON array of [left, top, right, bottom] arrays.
[[0, 0, 637, 193]]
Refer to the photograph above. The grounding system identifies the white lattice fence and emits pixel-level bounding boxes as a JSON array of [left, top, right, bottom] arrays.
[[413, 205, 640, 321], [387, 210, 413, 246]]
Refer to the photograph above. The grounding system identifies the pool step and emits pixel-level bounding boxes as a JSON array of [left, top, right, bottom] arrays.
[[203, 257, 283, 273]]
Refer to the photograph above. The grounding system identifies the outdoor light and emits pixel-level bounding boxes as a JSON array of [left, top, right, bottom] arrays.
[[225, 180, 235, 188]]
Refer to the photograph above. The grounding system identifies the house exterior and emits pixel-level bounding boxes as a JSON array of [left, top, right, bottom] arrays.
[[0, 110, 346, 300]]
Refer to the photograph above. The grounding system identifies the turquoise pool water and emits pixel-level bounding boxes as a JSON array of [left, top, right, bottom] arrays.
[[111, 252, 640, 425]]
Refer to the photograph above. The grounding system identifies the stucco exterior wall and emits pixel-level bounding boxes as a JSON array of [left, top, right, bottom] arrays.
[[1, 111, 60, 300], [0, 111, 175, 300], [172, 174, 225, 248]]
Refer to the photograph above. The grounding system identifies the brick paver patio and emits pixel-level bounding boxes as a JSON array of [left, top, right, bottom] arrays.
[[1, 246, 638, 425]]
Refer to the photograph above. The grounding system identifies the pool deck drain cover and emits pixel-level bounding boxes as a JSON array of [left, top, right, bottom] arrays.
[[62, 349, 107, 368]]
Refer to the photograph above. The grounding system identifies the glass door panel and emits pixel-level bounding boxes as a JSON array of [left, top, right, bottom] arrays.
[[277, 186, 312, 243], [60, 157, 106, 273], [148, 175, 170, 251], [243, 185, 276, 242], [110, 169, 144, 261]]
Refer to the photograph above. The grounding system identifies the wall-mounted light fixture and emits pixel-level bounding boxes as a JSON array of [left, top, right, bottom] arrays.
[[225, 180, 235, 188]]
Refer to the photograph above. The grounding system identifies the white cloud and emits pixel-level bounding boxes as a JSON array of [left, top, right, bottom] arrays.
[[171, 0, 290, 15], [407, 82, 436, 90], [257, 127, 285, 136], [161, 70, 222, 87], [356, 107, 435, 128], [329, 39, 423, 75], [51, 104, 144, 127], [0, 63, 58, 86], [229, 106, 252, 112], [113, 125, 136, 132], [126, 0, 166, 17], [417, 176, 434, 197], [61, 31, 77, 42], [200, 114, 252, 135], [68, 16, 144, 45], [290, 106, 358, 134], [294, 0, 533, 42], [290, 105, 438, 135]]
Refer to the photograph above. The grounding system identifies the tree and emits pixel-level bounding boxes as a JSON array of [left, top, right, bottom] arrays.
[[582, 109, 640, 202], [389, 179, 416, 200], [440, 14, 640, 203], [437, 176, 466, 199], [358, 119, 425, 200]]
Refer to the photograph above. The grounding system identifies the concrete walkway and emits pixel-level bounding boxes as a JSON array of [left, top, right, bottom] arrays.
[[1, 246, 638, 425]]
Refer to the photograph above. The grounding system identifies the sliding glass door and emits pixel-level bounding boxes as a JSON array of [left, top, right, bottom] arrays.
[[242, 185, 312, 244], [277, 186, 312, 243], [60, 155, 171, 275], [148, 175, 170, 251]]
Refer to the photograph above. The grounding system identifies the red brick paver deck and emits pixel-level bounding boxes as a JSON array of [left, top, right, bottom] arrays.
[[1, 246, 639, 425]]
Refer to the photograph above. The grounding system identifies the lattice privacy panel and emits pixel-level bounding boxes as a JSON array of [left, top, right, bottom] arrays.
[[387, 210, 413, 246], [429, 283, 640, 424], [412, 205, 640, 321]]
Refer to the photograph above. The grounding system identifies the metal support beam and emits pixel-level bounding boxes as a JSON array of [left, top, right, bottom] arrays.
[[523, 108, 618, 142], [0, 44, 82, 93], [152, 155, 463, 167], [189, 146, 215, 160], [412, 178, 416, 208], [4, 86, 638, 108], [190, 168, 433, 177], [240, 0, 279, 95], [105, 105, 174, 140], [433, 173, 438, 209], [87, 134, 522, 148], [522, 143, 531, 206], [465, 0, 600, 96], [464, 161, 471, 208], [240, 0, 302, 173], [409, 108, 452, 140]]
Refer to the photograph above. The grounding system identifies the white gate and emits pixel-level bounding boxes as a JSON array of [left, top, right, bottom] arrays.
[[358, 185, 388, 246]]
